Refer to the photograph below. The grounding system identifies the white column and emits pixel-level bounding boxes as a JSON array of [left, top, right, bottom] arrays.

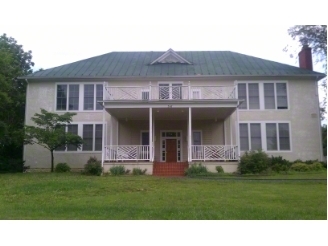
[[149, 108, 153, 162], [152, 117, 155, 161], [230, 115, 233, 146], [236, 106, 240, 160], [188, 107, 192, 162], [101, 101, 105, 167]]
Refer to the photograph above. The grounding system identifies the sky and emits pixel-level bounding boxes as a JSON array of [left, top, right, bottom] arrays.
[[0, 0, 327, 245]]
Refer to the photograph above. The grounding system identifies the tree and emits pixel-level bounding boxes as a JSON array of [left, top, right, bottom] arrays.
[[322, 124, 327, 157], [0, 33, 35, 165], [25, 109, 83, 172], [285, 25, 327, 120]]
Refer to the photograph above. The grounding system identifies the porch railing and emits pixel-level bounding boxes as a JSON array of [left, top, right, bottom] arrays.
[[191, 145, 238, 161], [105, 145, 150, 161], [104, 85, 236, 101]]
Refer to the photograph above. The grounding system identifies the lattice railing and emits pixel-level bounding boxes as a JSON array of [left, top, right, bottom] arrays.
[[190, 86, 236, 99], [104, 85, 236, 101], [191, 145, 238, 161], [105, 145, 150, 161]]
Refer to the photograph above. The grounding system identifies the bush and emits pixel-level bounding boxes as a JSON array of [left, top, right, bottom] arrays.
[[55, 163, 71, 173], [84, 156, 102, 176], [0, 157, 27, 173], [238, 150, 270, 174], [215, 166, 224, 173], [132, 168, 147, 175], [185, 163, 208, 176], [270, 156, 292, 173], [308, 162, 324, 171], [109, 165, 130, 175], [290, 163, 309, 172]]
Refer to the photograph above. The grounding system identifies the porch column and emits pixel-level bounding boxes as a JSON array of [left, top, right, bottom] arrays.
[[149, 108, 153, 162], [152, 117, 155, 161], [101, 97, 105, 167], [188, 107, 192, 162], [230, 115, 233, 146]]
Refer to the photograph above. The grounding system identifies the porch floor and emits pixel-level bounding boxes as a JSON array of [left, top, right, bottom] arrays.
[[153, 162, 188, 176]]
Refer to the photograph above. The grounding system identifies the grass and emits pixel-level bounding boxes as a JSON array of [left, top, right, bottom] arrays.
[[0, 172, 326, 219]]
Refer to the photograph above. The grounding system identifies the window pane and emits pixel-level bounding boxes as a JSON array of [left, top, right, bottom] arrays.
[[238, 84, 247, 109], [276, 83, 288, 109], [96, 84, 103, 110], [83, 124, 93, 151], [264, 83, 275, 109], [248, 83, 259, 109], [54, 125, 66, 151], [193, 131, 201, 145], [95, 124, 103, 151], [239, 123, 249, 151], [56, 85, 67, 110], [266, 123, 277, 150], [141, 132, 149, 145], [279, 123, 290, 150], [250, 123, 261, 150], [67, 125, 78, 151], [68, 85, 79, 110], [84, 85, 94, 110]]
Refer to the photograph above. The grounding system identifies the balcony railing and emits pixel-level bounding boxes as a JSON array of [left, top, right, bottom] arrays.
[[191, 145, 238, 161], [104, 85, 236, 101], [105, 145, 150, 161]]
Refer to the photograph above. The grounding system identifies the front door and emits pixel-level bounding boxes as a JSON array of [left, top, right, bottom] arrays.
[[166, 139, 177, 162]]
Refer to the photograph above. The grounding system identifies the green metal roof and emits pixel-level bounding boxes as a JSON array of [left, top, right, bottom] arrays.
[[23, 51, 326, 79]]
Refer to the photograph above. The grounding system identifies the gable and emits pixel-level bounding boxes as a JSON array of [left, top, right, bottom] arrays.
[[150, 48, 192, 65]]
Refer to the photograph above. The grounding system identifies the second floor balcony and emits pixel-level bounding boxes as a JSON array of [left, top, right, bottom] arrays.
[[104, 84, 236, 101]]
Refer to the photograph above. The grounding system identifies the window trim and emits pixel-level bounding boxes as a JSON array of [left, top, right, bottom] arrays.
[[54, 122, 104, 153], [236, 81, 289, 111], [55, 82, 103, 112], [239, 121, 292, 152]]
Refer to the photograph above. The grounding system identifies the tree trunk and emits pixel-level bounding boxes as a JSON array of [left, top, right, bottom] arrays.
[[51, 150, 54, 172]]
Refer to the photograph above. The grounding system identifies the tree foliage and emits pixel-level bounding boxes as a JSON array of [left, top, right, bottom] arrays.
[[0, 33, 35, 161], [25, 108, 83, 172]]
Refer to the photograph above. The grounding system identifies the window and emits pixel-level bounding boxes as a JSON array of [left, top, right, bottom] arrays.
[[141, 132, 149, 145], [159, 82, 182, 100], [67, 125, 78, 151], [239, 123, 261, 151], [56, 84, 80, 111], [238, 82, 288, 110], [192, 131, 202, 145], [238, 83, 259, 109], [56, 83, 103, 111], [240, 122, 291, 151], [142, 90, 150, 100], [82, 124, 103, 151]]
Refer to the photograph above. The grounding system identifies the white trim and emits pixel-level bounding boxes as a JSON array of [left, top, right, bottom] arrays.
[[149, 108, 153, 162], [188, 107, 192, 162], [150, 49, 192, 65], [235, 80, 289, 111], [160, 130, 183, 162], [55, 82, 103, 112], [238, 121, 292, 152]]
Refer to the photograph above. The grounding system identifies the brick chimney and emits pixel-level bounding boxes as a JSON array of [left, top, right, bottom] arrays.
[[298, 45, 313, 70]]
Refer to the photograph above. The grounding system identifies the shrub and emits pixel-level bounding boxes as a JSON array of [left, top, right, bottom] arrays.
[[215, 166, 224, 173], [270, 156, 292, 173], [290, 163, 309, 172], [132, 168, 147, 175], [238, 150, 270, 174], [0, 157, 27, 173], [109, 165, 130, 175], [185, 163, 208, 176], [84, 156, 102, 176], [308, 162, 324, 171], [55, 163, 71, 173]]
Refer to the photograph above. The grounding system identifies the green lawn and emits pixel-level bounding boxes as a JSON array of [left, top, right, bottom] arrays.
[[0, 172, 326, 219]]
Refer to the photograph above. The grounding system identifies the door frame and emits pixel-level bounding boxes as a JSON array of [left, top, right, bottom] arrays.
[[160, 130, 183, 162]]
